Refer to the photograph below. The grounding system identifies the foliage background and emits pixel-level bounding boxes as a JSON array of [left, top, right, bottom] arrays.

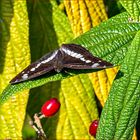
[[0, 0, 140, 139]]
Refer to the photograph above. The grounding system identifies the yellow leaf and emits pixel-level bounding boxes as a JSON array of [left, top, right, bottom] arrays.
[[56, 75, 98, 139], [132, 128, 137, 140], [0, 1, 30, 139], [64, 0, 108, 37], [88, 67, 119, 106]]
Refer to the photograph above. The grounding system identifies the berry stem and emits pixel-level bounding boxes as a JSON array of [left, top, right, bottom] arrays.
[[39, 114, 45, 119], [29, 113, 47, 140]]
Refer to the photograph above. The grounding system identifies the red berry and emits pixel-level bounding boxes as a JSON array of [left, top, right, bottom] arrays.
[[89, 120, 99, 137], [41, 98, 60, 117]]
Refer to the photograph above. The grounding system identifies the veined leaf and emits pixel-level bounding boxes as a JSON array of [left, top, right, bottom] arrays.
[[0, 12, 140, 104], [0, 0, 30, 139], [56, 75, 98, 139], [64, 0, 107, 37], [52, 1, 73, 45], [96, 30, 140, 140], [120, 0, 140, 21], [88, 66, 119, 106]]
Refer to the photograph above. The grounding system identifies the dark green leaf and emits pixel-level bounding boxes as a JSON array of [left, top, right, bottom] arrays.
[[1, 12, 140, 104], [96, 30, 140, 140]]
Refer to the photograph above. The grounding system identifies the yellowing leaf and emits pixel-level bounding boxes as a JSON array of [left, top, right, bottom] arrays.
[[0, 0, 30, 139], [88, 67, 119, 106], [64, 0, 108, 37], [133, 128, 138, 140], [45, 75, 98, 139]]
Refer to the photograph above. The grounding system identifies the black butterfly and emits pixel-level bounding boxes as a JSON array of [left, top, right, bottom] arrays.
[[10, 44, 113, 84]]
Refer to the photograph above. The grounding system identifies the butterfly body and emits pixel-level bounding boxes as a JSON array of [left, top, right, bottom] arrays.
[[10, 44, 113, 84], [53, 50, 64, 72]]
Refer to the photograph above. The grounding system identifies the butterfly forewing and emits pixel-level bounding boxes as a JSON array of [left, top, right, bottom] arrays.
[[10, 50, 58, 84], [61, 44, 113, 69]]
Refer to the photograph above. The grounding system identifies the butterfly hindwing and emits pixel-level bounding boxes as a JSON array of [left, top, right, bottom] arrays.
[[10, 50, 58, 84], [61, 44, 113, 69]]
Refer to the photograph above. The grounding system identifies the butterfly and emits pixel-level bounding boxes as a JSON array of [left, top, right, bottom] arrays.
[[10, 44, 113, 84]]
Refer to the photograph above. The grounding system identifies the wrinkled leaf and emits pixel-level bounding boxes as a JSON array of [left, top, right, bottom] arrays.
[[0, 0, 30, 139], [1, 12, 140, 104], [120, 0, 140, 21], [96, 30, 140, 140], [64, 0, 107, 37], [88, 67, 119, 106]]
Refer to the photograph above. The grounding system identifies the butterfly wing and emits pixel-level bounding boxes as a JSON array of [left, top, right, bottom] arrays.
[[10, 50, 58, 84], [10, 44, 113, 84], [61, 44, 113, 69]]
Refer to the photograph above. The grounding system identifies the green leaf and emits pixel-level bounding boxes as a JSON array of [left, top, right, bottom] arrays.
[[1, 12, 140, 104], [120, 0, 140, 21], [104, 0, 125, 18], [27, 0, 73, 61], [96, 30, 140, 140], [51, 1, 73, 45]]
